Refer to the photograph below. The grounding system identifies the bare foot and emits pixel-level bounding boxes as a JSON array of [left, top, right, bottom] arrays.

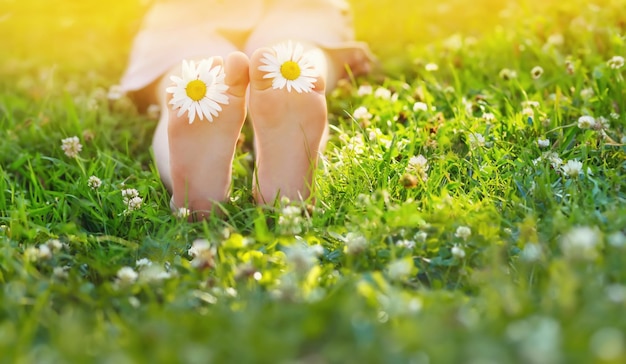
[[249, 46, 329, 204], [168, 52, 249, 220]]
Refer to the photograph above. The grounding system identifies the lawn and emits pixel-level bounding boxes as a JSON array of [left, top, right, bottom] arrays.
[[1, 0, 626, 363]]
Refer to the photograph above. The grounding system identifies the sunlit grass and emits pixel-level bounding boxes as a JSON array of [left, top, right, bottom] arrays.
[[1, 0, 626, 362]]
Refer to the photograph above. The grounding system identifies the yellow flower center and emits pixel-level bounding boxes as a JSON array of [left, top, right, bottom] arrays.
[[186, 79, 207, 101], [280, 61, 301, 81]]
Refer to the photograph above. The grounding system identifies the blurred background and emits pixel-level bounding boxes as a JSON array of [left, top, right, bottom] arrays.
[[0, 0, 623, 90]]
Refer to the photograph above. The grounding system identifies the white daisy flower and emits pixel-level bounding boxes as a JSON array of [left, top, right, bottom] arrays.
[[258, 41, 317, 93], [166, 58, 229, 124]]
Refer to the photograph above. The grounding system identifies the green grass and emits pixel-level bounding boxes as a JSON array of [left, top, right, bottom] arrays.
[[1, 0, 626, 363]]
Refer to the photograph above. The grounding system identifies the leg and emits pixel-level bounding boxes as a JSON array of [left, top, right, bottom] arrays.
[[153, 52, 249, 220], [248, 43, 334, 204]]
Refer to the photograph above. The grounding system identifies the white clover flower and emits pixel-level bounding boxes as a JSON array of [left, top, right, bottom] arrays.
[[610, 112, 620, 120], [87, 175, 102, 190], [45, 239, 64, 253], [136, 258, 153, 268], [521, 100, 540, 109], [374, 87, 392, 100], [607, 55, 625, 70], [537, 151, 563, 170], [499, 68, 517, 80], [467, 133, 485, 148], [580, 88, 594, 100], [425, 63, 439, 72], [344, 232, 368, 255], [107, 84, 124, 100], [561, 159, 583, 178], [53, 266, 69, 279], [482, 112, 496, 122], [451, 244, 466, 259], [146, 104, 161, 120], [388, 259, 413, 280], [284, 244, 319, 275], [166, 58, 229, 123], [531, 66, 544, 79], [538, 138, 550, 148], [258, 41, 317, 93], [414, 231, 428, 243], [357, 84, 373, 96], [396, 239, 416, 249], [608, 231, 626, 248], [577, 115, 596, 129], [61, 136, 82, 158], [455, 226, 472, 241], [122, 188, 143, 213], [406, 154, 429, 182], [139, 265, 172, 283], [37, 244, 52, 260], [521, 243, 543, 262], [593, 116, 610, 131], [560, 226, 601, 260], [277, 205, 309, 235], [522, 107, 534, 119], [188, 239, 216, 269], [413, 102, 428, 112], [116, 266, 138, 285], [352, 106, 372, 121]]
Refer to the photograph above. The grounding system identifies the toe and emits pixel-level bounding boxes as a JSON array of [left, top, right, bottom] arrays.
[[225, 52, 250, 98], [250, 47, 275, 91]]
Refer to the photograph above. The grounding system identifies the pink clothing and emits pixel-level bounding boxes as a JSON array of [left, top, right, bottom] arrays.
[[120, 0, 371, 93]]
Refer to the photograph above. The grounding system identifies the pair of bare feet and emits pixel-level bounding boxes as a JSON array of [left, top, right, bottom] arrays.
[[166, 48, 328, 220]]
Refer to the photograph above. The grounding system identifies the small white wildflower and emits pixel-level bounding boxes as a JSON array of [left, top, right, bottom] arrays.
[[522, 107, 534, 119], [352, 106, 372, 121], [451, 244, 466, 259], [522, 100, 541, 109], [45, 239, 63, 253], [560, 226, 601, 260], [344, 232, 368, 255], [538, 138, 550, 148], [468, 133, 485, 148], [610, 112, 620, 120], [53, 266, 69, 279], [139, 265, 172, 283], [277, 205, 309, 235], [122, 189, 143, 212], [406, 155, 429, 182], [388, 259, 413, 280], [374, 87, 392, 100], [396, 239, 416, 249], [284, 244, 319, 275], [188, 239, 216, 269], [455, 226, 472, 241], [127, 196, 143, 211], [561, 159, 583, 178], [116, 266, 138, 285], [107, 84, 124, 100], [482, 112, 496, 122], [146, 104, 161, 120], [136, 258, 153, 268], [121, 188, 139, 199], [61, 136, 82, 158], [607, 55, 625, 70], [580, 88, 594, 100], [23, 247, 40, 262], [37, 244, 52, 260], [357, 85, 373, 96], [87, 176, 102, 190], [499, 68, 517, 80], [531, 66, 544, 79], [413, 102, 428, 112], [608, 231, 626, 248], [414, 231, 428, 243], [593, 116, 610, 131], [537, 151, 563, 170], [521, 243, 543, 262], [577, 115, 596, 129], [425, 63, 439, 72]]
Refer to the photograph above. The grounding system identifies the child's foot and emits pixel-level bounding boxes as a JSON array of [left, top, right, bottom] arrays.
[[168, 52, 249, 220], [248, 46, 329, 204]]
